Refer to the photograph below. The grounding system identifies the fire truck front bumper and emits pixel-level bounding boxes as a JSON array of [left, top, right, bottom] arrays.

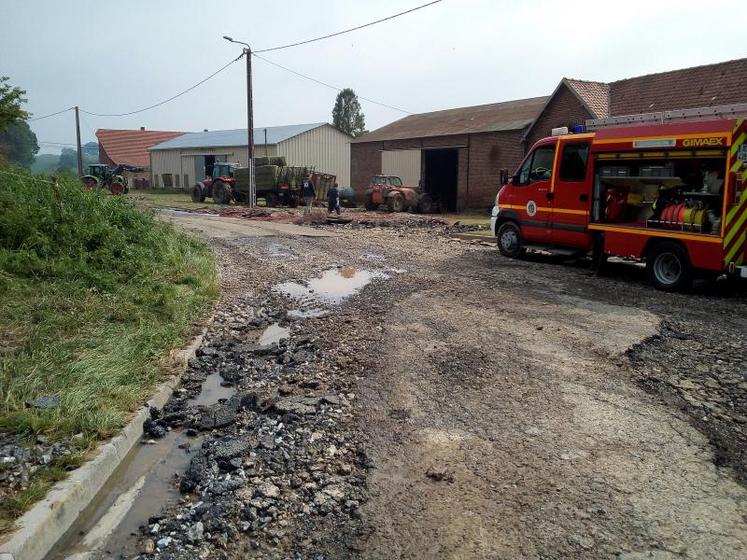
[[490, 206, 500, 236]]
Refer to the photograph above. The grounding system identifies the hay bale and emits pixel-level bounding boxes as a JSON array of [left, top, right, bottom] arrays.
[[254, 156, 271, 166]]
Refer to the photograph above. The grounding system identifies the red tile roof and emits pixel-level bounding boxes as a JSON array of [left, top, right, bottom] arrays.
[[608, 58, 747, 116], [96, 129, 186, 167], [564, 79, 610, 118]]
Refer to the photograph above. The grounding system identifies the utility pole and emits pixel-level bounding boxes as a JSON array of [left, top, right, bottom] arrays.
[[224, 35, 256, 208], [74, 106, 83, 176], [245, 48, 256, 207]]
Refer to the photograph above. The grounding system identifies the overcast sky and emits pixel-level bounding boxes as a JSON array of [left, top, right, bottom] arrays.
[[3, 0, 746, 154]]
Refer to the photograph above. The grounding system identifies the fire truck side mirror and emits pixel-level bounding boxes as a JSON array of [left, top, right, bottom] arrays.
[[499, 169, 509, 186]]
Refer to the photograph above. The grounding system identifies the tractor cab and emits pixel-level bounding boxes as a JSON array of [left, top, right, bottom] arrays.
[[211, 162, 236, 180]]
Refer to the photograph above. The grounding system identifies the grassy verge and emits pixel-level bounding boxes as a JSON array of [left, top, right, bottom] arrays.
[[0, 168, 217, 532]]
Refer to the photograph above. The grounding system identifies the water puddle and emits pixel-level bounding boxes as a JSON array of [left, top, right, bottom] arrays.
[[258, 323, 290, 346], [274, 267, 389, 308], [287, 308, 327, 319], [192, 372, 236, 406], [266, 242, 294, 258]]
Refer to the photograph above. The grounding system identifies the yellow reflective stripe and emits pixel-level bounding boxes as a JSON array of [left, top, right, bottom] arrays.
[[724, 231, 746, 263], [731, 160, 742, 173], [735, 120, 744, 134], [726, 192, 747, 223], [724, 205, 747, 247], [498, 204, 588, 215], [588, 224, 722, 243], [730, 132, 747, 155]]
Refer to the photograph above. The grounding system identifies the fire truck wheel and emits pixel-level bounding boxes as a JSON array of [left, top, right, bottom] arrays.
[[387, 193, 405, 213], [212, 181, 232, 205], [496, 221, 523, 258], [647, 241, 692, 292], [191, 185, 205, 203]]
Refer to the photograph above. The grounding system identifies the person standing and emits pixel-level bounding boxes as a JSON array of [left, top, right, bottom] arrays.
[[327, 182, 340, 216], [302, 175, 316, 215]]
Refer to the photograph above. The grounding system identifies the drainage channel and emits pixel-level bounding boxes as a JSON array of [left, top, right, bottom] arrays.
[[48, 376, 236, 559], [49, 321, 293, 559]]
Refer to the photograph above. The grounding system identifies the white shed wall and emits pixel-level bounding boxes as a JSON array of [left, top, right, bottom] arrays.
[[382, 149, 421, 186], [279, 124, 351, 186], [149, 124, 350, 188]]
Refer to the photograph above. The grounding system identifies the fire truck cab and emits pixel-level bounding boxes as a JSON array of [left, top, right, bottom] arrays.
[[491, 113, 747, 291]]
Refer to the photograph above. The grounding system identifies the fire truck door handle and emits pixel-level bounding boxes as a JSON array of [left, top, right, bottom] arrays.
[[579, 193, 589, 202], [545, 192, 554, 200]]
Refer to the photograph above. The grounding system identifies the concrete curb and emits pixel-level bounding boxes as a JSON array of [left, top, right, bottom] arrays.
[[0, 321, 211, 560]]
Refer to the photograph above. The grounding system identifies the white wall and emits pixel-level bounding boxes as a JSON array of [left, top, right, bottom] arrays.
[[382, 149, 421, 186], [279, 124, 351, 186]]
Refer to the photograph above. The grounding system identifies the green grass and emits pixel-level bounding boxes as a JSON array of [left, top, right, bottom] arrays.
[[0, 167, 217, 530], [131, 190, 214, 211]]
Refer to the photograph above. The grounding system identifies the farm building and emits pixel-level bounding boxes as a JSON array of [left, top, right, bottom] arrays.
[[149, 123, 351, 189], [96, 128, 185, 188], [351, 57, 747, 211]]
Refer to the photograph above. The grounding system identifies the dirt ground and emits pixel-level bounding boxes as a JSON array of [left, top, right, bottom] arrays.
[[87, 209, 747, 559]]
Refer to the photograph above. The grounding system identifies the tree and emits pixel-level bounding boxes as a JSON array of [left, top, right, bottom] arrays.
[[58, 147, 78, 171], [0, 120, 39, 167], [0, 77, 29, 132], [332, 88, 366, 137]]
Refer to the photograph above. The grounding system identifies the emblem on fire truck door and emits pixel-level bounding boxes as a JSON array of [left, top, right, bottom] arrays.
[[526, 200, 537, 217]]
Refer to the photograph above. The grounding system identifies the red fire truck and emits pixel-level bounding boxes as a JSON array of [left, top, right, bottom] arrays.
[[491, 107, 747, 291]]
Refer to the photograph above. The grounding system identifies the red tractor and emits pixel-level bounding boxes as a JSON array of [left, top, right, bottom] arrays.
[[364, 175, 434, 213], [191, 162, 237, 204]]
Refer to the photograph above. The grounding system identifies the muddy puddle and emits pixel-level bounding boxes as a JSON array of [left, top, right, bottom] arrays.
[[49, 374, 234, 559], [258, 322, 290, 345], [274, 267, 389, 313]]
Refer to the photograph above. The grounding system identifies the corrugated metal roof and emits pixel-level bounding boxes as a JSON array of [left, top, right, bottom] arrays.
[[150, 123, 329, 151], [352, 97, 549, 143], [96, 129, 186, 167]]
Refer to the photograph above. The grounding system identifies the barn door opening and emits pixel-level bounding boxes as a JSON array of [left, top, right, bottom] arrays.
[[424, 149, 458, 211], [204, 155, 216, 178]]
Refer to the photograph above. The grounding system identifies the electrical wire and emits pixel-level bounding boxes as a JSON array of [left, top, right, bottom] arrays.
[[29, 107, 74, 122], [80, 55, 243, 117], [37, 140, 78, 147], [254, 0, 444, 53], [253, 53, 411, 114]]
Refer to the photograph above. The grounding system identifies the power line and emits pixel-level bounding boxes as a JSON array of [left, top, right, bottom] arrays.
[[29, 107, 74, 122], [253, 53, 411, 114], [80, 55, 243, 117], [37, 140, 78, 147], [254, 0, 444, 53]]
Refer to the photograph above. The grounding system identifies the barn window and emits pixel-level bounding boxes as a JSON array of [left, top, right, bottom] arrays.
[[162, 174, 173, 188]]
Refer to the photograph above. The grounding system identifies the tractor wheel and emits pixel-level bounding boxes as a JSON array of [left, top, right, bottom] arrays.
[[110, 182, 125, 195], [265, 192, 280, 208], [387, 193, 405, 213], [212, 180, 232, 205], [496, 221, 523, 258], [191, 185, 205, 203], [417, 194, 434, 213], [646, 241, 692, 292]]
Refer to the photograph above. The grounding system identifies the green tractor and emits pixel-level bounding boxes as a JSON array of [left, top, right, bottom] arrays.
[[81, 164, 142, 195]]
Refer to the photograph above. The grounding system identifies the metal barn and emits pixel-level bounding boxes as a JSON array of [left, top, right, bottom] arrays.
[[149, 123, 351, 189]]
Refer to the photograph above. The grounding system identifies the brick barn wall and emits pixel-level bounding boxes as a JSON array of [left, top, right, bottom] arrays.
[[350, 141, 383, 197], [525, 84, 592, 148], [465, 130, 526, 208], [351, 131, 530, 210]]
